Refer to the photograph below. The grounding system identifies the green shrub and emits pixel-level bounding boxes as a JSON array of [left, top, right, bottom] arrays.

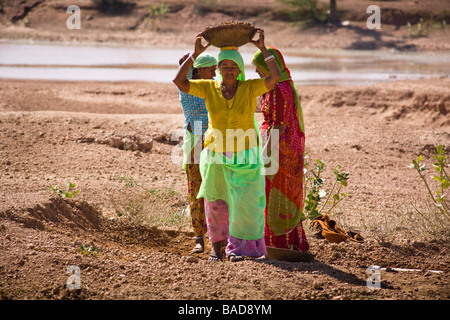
[[410, 145, 449, 216], [277, 0, 327, 24]]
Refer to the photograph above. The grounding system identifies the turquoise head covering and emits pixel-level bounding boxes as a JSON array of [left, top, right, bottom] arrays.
[[217, 47, 245, 81], [193, 53, 217, 69]]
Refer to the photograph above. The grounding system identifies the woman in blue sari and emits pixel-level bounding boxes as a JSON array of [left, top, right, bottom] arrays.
[[178, 52, 217, 254]]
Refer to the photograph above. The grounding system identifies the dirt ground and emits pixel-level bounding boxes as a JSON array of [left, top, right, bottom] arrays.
[[0, 0, 449, 304]]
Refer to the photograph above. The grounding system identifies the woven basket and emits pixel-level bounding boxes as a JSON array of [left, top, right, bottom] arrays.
[[201, 21, 257, 48]]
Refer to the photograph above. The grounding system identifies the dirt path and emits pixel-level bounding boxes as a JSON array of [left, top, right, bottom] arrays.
[[1, 79, 449, 302]]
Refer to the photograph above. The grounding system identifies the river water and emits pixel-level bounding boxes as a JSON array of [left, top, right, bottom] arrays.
[[1, 40, 449, 86]]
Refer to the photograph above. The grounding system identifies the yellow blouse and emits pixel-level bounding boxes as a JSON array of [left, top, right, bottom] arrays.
[[189, 78, 268, 152]]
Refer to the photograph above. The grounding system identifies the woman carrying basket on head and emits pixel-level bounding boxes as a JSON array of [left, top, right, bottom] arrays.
[[173, 28, 281, 262]]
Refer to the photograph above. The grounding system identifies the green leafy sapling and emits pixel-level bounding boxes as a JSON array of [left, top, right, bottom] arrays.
[[51, 181, 80, 198], [410, 145, 449, 216], [303, 157, 349, 221]]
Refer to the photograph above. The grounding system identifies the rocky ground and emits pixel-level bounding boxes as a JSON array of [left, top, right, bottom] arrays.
[[0, 0, 449, 305]]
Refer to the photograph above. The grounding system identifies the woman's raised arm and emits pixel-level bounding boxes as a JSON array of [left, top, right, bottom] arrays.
[[173, 35, 211, 93], [250, 29, 281, 91]]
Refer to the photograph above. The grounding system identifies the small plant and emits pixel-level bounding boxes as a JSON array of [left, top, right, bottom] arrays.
[[303, 157, 325, 221], [117, 176, 177, 199], [114, 176, 188, 228], [302, 155, 349, 221], [407, 21, 413, 37], [409, 145, 449, 216], [417, 18, 428, 37], [149, 2, 170, 17], [51, 182, 80, 198], [319, 165, 349, 213], [277, 0, 327, 24], [406, 18, 429, 38], [141, 2, 170, 30], [115, 199, 145, 221], [23, 12, 31, 27], [160, 209, 189, 226], [78, 244, 99, 257]]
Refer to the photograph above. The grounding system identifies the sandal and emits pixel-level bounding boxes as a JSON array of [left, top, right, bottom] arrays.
[[227, 254, 244, 262], [208, 253, 223, 262], [191, 236, 204, 254]]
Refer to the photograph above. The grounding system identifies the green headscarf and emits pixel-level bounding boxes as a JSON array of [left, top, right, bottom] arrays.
[[217, 48, 245, 81], [193, 52, 217, 69], [251, 46, 291, 82], [252, 46, 304, 133]]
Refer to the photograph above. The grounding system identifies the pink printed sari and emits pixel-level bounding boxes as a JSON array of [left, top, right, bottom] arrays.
[[253, 47, 309, 252]]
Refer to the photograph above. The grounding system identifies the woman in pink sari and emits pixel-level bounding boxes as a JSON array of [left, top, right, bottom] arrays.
[[252, 47, 309, 252]]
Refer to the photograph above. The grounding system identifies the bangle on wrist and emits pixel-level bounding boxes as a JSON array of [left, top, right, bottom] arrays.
[[190, 54, 196, 63], [264, 55, 275, 63]]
